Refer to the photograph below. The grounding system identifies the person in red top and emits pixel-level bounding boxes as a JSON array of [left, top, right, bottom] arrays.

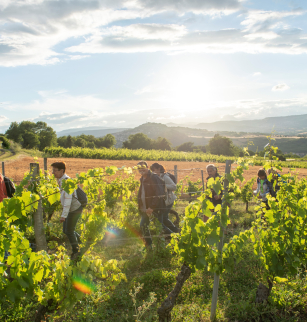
[[0, 173, 7, 202]]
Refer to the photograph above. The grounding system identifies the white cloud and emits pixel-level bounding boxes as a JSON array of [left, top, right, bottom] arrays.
[[272, 83, 290, 91], [0, 1, 306, 66], [0, 115, 8, 122], [253, 72, 261, 76], [66, 10, 307, 55], [133, 0, 242, 15], [0, 0, 242, 66]]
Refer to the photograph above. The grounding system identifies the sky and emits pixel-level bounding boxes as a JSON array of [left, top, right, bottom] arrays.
[[0, 0, 307, 132]]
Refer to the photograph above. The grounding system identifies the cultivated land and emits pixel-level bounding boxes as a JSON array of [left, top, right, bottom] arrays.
[[3, 156, 307, 321], [4, 156, 307, 187]]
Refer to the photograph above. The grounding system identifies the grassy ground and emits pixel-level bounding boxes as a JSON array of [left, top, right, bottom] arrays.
[[1, 200, 307, 322], [0, 147, 42, 162]]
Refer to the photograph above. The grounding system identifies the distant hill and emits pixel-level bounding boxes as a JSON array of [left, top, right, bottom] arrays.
[[57, 127, 129, 138], [113, 123, 189, 148], [195, 114, 307, 134], [112, 122, 307, 154], [55, 119, 307, 154]]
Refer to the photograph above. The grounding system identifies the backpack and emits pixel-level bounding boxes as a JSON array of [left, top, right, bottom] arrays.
[[76, 186, 88, 207], [4, 176, 15, 198], [166, 172, 177, 185]]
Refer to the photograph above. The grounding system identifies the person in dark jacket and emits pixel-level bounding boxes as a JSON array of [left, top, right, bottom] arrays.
[[150, 163, 180, 236], [137, 161, 165, 249], [267, 168, 281, 199], [204, 164, 223, 222]]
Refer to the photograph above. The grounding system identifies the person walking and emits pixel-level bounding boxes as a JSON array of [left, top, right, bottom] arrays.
[[51, 161, 83, 260], [0, 173, 8, 259], [254, 168, 271, 209], [0, 173, 8, 202], [267, 168, 281, 199], [150, 163, 180, 236], [204, 164, 223, 223], [137, 161, 165, 250]]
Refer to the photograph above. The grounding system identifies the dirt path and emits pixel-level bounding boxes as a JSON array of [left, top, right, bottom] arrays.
[[3, 156, 307, 187]]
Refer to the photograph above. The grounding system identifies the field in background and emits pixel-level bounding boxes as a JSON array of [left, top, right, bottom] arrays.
[[4, 156, 307, 188]]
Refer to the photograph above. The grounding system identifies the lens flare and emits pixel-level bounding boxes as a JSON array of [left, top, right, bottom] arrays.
[[123, 221, 144, 243], [72, 277, 95, 294]]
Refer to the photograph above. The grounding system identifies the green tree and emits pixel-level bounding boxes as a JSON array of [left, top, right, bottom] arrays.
[[0, 135, 10, 149], [5, 122, 22, 143], [87, 141, 95, 149], [5, 121, 57, 150], [75, 137, 87, 148], [154, 137, 172, 151], [208, 134, 235, 156], [99, 134, 116, 148], [123, 133, 153, 150], [39, 126, 57, 150], [193, 145, 206, 153], [176, 141, 194, 152], [57, 136, 68, 148], [22, 130, 40, 149], [67, 135, 74, 148]]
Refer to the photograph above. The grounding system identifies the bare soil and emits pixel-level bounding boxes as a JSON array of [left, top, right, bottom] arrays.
[[3, 157, 307, 188]]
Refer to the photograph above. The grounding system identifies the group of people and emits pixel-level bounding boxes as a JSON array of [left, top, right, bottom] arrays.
[[1, 160, 281, 258], [0, 161, 223, 257], [137, 161, 223, 249]]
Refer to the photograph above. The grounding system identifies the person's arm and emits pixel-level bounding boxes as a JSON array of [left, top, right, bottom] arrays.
[[254, 181, 260, 195], [137, 185, 141, 209], [164, 175, 176, 191]]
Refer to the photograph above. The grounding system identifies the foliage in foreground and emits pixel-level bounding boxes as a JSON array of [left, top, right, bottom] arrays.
[[2, 148, 307, 321]]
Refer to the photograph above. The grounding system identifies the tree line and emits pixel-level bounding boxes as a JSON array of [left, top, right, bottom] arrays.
[[2, 121, 301, 158], [122, 132, 244, 156], [3, 121, 116, 151]]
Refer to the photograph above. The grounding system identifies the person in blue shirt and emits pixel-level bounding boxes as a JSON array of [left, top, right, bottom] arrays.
[[254, 169, 272, 209]]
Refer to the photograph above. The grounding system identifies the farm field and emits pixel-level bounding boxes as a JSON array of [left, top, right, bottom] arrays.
[[4, 156, 307, 187], [2, 155, 307, 321]]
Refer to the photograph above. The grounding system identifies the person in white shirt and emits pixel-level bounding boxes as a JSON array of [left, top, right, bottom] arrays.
[[51, 161, 82, 259]]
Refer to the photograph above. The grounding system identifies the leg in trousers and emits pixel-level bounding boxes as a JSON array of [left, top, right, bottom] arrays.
[[140, 212, 152, 246]]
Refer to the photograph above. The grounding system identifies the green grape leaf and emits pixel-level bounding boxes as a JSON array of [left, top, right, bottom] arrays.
[[34, 269, 44, 282], [207, 230, 220, 246], [196, 255, 207, 270], [48, 191, 60, 205], [62, 179, 77, 195]]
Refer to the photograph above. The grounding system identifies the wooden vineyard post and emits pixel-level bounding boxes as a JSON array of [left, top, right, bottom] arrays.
[[210, 160, 231, 321], [30, 163, 48, 252], [201, 170, 205, 193], [1, 162, 4, 176], [174, 165, 178, 183], [44, 157, 48, 177]]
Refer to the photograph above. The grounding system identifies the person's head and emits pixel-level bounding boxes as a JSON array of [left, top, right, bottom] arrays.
[[268, 168, 277, 175], [150, 163, 166, 174], [137, 161, 149, 177], [268, 168, 278, 179], [206, 164, 217, 177], [257, 169, 267, 180], [51, 161, 66, 178]]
